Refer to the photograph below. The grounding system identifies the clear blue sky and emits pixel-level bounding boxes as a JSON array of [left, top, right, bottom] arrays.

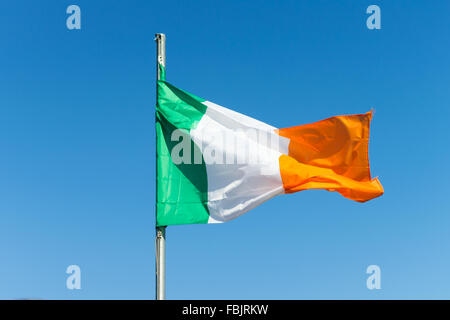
[[1, 0, 449, 299]]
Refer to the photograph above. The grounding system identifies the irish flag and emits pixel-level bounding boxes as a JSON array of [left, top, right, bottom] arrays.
[[156, 70, 384, 226]]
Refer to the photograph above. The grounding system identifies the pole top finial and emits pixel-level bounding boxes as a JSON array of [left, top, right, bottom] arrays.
[[155, 33, 166, 41]]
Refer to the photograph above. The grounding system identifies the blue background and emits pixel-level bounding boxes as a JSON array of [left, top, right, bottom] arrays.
[[1, 0, 449, 299]]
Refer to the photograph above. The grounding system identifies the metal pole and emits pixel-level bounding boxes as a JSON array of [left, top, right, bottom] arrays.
[[155, 225, 166, 300], [155, 33, 166, 300]]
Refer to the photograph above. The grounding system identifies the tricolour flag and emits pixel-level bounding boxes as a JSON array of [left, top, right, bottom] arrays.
[[156, 73, 383, 226]]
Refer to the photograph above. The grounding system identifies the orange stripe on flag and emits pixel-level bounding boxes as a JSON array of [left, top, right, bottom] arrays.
[[276, 111, 384, 202]]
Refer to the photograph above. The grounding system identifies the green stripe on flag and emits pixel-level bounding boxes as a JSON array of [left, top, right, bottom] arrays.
[[156, 80, 210, 226]]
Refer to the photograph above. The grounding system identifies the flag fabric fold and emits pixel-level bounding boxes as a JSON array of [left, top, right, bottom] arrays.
[[156, 79, 383, 227]]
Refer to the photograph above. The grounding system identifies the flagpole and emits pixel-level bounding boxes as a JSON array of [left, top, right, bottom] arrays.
[[155, 33, 166, 300]]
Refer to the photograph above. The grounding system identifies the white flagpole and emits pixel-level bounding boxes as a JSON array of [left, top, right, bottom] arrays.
[[155, 33, 166, 300]]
